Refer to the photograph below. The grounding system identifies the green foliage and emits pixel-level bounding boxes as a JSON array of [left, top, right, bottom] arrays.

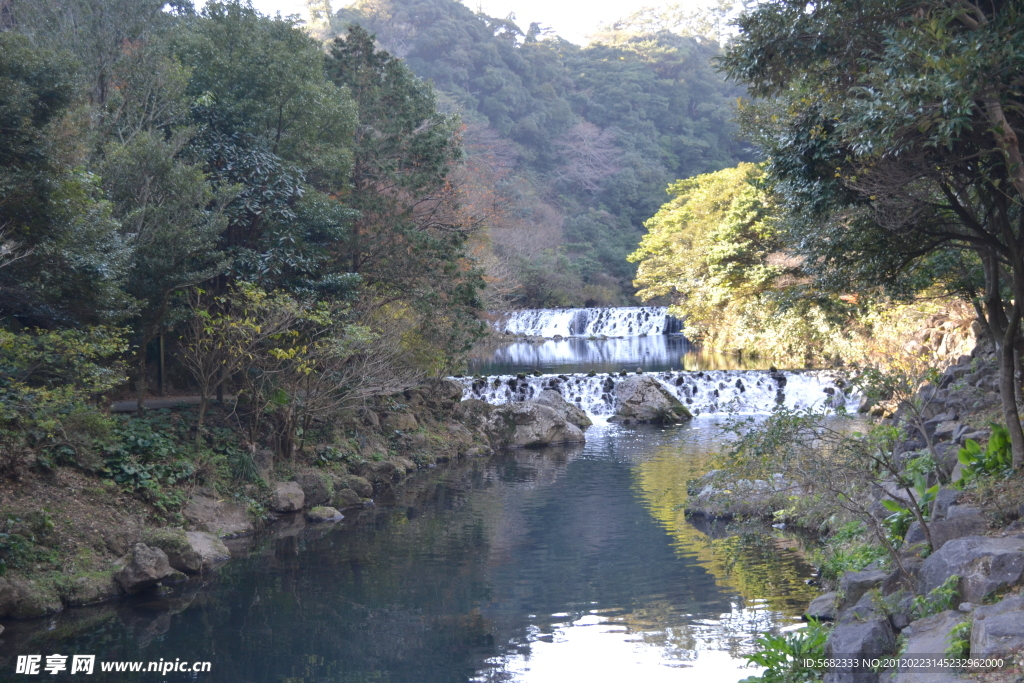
[[100, 418, 196, 491], [742, 620, 830, 682], [0, 511, 58, 576], [958, 424, 1014, 483], [912, 575, 961, 619], [880, 475, 938, 542], [947, 620, 971, 659]]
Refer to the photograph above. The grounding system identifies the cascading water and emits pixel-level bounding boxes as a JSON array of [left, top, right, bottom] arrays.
[[455, 370, 855, 419], [494, 306, 683, 337]]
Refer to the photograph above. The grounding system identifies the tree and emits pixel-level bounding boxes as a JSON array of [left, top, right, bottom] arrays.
[[721, 0, 1024, 464]]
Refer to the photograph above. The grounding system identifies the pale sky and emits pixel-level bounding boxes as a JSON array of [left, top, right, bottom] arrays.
[[247, 0, 701, 45]]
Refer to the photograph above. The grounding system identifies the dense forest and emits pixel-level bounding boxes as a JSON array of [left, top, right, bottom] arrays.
[[326, 0, 752, 307]]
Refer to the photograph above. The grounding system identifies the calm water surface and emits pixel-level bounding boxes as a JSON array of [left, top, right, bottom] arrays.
[[0, 422, 819, 682]]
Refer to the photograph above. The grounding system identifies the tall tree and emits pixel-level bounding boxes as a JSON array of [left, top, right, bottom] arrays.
[[722, 0, 1024, 464]]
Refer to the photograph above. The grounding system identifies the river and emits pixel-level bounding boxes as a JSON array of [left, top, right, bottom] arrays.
[[0, 307, 846, 682]]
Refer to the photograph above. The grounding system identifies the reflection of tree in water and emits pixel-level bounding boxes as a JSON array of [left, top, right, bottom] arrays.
[[633, 428, 819, 619]]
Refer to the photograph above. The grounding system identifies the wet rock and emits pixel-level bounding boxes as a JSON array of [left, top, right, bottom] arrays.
[[269, 482, 305, 513], [806, 591, 839, 621], [918, 536, 1024, 603], [612, 376, 692, 423], [970, 594, 1024, 657], [293, 472, 330, 508], [306, 506, 343, 523], [840, 570, 888, 608], [463, 444, 492, 457], [332, 488, 363, 509], [534, 389, 593, 428], [5, 577, 63, 619], [183, 488, 255, 538], [114, 544, 174, 594], [486, 401, 585, 448]]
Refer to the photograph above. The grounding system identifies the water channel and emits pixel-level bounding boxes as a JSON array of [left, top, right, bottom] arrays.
[[0, 307, 846, 682]]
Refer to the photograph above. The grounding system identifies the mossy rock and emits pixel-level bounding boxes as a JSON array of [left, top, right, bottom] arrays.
[[332, 489, 363, 509], [143, 528, 201, 574], [305, 506, 343, 523], [59, 571, 118, 607], [7, 576, 63, 619]]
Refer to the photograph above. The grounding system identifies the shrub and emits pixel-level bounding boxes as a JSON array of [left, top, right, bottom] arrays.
[[742, 619, 830, 682]]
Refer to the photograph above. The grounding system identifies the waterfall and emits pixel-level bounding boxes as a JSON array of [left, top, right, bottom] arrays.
[[454, 370, 855, 419], [494, 306, 683, 337]]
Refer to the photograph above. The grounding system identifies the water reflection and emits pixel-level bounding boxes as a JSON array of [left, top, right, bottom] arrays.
[[467, 337, 810, 376], [0, 425, 812, 683]]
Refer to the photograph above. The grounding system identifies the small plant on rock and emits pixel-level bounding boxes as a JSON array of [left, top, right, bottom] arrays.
[[958, 423, 1014, 484], [742, 619, 830, 682]]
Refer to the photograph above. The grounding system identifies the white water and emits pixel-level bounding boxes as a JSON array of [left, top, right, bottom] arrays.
[[494, 306, 681, 337], [455, 370, 855, 419]]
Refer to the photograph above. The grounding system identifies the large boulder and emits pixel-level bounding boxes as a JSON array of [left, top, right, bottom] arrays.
[[486, 401, 585, 448], [612, 376, 692, 423], [805, 591, 839, 621], [269, 481, 305, 512], [840, 570, 888, 609], [183, 487, 254, 538], [144, 528, 230, 574], [305, 506, 344, 523], [382, 411, 418, 432], [824, 617, 895, 682], [293, 472, 330, 508], [929, 512, 988, 551], [970, 594, 1024, 658], [344, 475, 373, 498], [114, 543, 174, 594], [918, 536, 1024, 603], [899, 610, 965, 657], [332, 488, 363, 509], [534, 389, 593, 428]]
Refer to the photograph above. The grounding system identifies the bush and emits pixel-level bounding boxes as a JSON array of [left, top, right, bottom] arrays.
[[742, 619, 830, 682], [958, 424, 1014, 483]]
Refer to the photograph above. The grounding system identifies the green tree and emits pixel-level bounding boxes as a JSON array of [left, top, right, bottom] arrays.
[[721, 0, 1024, 464]]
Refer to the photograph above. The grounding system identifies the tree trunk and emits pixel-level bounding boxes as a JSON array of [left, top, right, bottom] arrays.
[[998, 308, 1024, 468], [136, 335, 150, 416]]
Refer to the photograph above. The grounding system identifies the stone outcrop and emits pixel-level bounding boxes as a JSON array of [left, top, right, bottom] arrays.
[[534, 389, 592, 427], [918, 535, 1024, 603], [143, 529, 231, 574], [183, 487, 255, 538], [970, 594, 1024, 658], [455, 396, 588, 449], [269, 481, 305, 512], [611, 376, 692, 423], [114, 544, 174, 594]]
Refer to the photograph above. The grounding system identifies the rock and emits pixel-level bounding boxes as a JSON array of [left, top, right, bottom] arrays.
[[0, 578, 17, 618], [332, 488, 363, 509], [840, 591, 882, 624], [269, 481, 305, 512], [840, 570, 888, 608], [933, 421, 960, 441], [345, 475, 373, 498], [486, 401, 585, 448], [970, 594, 1024, 657], [824, 618, 895, 681], [305, 506, 344, 523], [5, 577, 63, 619], [62, 572, 118, 607], [253, 448, 274, 482], [114, 544, 174, 594], [806, 591, 839, 621], [887, 672, 965, 683], [143, 528, 203, 574], [946, 505, 982, 518], [918, 535, 1024, 603], [929, 512, 987, 551], [183, 489, 255, 538], [382, 411, 418, 432], [931, 488, 964, 520], [183, 531, 231, 571], [463, 444, 492, 457], [612, 376, 692, 423], [293, 472, 330, 508], [883, 558, 924, 595], [899, 610, 965, 657], [534, 389, 593, 427]]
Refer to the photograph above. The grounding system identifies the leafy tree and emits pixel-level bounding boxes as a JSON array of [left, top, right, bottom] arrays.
[[721, 0, 1024, 464]]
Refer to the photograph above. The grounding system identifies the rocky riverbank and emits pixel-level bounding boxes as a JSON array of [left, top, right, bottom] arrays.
[[0, 378, 604, 627]]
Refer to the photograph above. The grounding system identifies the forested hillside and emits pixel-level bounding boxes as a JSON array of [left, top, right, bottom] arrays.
[[327, 0, 751, 307]]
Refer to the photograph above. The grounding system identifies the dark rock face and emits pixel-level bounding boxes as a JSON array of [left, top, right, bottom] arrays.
[[269, 482, 305, 513], [823, 617, 895, 683], [293, 472, 330, 508], [839, 570, 888, 609], [114, 544, 174, 594], [970, 594, 1024, 658], [918, 535, 1024, 603]]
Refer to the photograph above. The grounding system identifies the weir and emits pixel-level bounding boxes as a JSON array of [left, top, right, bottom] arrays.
[[493, 306, 683, 337], [455, 369, 855, 419]]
